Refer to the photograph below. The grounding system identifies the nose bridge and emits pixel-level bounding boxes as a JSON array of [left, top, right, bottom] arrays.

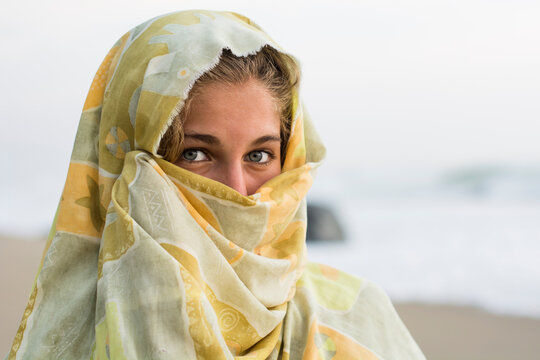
[[223, 159, 248, 196]]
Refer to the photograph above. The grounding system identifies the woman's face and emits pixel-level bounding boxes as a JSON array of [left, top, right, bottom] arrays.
[[174, 79, 282, 196]]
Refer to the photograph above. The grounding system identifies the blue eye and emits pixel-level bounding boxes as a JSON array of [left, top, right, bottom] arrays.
[[181, 149, 208, 162], [247, 151, 270, 163]]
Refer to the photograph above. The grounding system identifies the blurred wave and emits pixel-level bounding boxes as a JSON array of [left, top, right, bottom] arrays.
[[438, 166, 540, 201], [307, 165, 540, 318]]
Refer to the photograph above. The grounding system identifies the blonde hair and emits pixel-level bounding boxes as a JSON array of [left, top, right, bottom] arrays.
[[157, 46, 300, 164]]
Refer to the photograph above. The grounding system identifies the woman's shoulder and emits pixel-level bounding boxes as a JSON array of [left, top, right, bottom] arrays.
[[286, 261, 426, 360], [297, 261, 387, 312]]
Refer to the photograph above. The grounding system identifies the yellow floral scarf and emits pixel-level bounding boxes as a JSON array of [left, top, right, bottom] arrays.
[[8, 10, 424, 360]]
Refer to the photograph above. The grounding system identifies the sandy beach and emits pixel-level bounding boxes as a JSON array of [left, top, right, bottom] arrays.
[[2, 235, 539, 359], [395, 303, 540, 360]]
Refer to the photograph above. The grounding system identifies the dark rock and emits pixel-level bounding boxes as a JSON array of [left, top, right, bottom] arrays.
[[306, 203, 345, 242]]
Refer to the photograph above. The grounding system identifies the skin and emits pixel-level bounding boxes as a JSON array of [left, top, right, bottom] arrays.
[[174, 78, 282, 196]]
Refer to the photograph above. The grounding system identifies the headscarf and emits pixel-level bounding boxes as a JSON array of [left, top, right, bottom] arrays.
[[8, 10, 425, 359]]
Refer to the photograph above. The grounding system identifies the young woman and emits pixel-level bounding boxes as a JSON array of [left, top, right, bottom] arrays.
[[8, 10, 425, 359]]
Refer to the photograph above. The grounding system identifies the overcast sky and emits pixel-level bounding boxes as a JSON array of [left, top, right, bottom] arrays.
[[2, 0, 539, 169], [1, 0, 539, 234]]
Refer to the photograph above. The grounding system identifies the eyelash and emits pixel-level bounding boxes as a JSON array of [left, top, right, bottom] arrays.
[[180, 148, 209, 162], [248, 150, 276, 166], [179, 148, 276, 165]]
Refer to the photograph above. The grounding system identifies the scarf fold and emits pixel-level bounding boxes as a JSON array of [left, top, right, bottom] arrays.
[[8, 10, 425, 360]]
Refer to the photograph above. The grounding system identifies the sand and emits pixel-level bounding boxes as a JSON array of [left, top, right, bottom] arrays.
[[2, 235, 539, 359], [1, 235, 45, 356], [395, 303, 540, 360]]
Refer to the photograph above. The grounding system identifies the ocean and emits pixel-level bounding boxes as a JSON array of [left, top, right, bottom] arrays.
[[307, 165, 540, 318]]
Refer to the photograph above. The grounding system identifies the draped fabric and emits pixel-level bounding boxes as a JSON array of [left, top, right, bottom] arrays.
[[8, 10, 425, 359]]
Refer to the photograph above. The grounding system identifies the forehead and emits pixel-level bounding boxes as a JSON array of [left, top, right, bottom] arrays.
[[183, 79, 280, 136]]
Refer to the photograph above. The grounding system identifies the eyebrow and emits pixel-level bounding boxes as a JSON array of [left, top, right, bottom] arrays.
[[251, 135, 281, 146], [184, 133, 281, 146], [184, 133, 220, 145]]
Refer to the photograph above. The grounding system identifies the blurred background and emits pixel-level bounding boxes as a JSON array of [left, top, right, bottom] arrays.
[[1, 0, 539, 358]]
